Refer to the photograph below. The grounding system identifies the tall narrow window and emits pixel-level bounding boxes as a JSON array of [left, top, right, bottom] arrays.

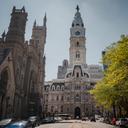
[[56, 96, 59, 101], [76, 72, 79, 78], [51, 106, 54, 112], [76, 42, 79, 47], [61, 96, 64, 101], [61, 106, 63, 113], [76, 51, 80, 58]]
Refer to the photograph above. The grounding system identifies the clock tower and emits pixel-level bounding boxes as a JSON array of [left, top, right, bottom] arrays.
[[69, 5, 86, 66]]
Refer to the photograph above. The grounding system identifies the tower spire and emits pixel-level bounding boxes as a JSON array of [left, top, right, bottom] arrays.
[[33, 20, 36, 27]]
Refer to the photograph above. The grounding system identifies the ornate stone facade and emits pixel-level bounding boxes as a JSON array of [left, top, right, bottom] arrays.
[[0, 6, 46, 119], [43, 6, 103, 118]]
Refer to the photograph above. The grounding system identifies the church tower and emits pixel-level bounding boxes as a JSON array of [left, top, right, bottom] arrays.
[[31, 14, 47, 55], [6, 6, 27, 43], [69, 5, 86, 67]]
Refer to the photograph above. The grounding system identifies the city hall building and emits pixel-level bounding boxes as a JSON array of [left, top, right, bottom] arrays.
[[43, 6, 103, 118]]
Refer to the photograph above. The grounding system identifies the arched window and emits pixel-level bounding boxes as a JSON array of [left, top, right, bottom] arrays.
[[56, 95, 59, 101], [61, 86, 64, 91], [51, 85, 55, 91], [76, 51, 80, 58], [46, 87, 49, 91], [76, 42, 79, 47], [56, 85, 60, 91], [61, 96, 64, 101], [75, 94, 80, 102], [76, 72, 79, 78]]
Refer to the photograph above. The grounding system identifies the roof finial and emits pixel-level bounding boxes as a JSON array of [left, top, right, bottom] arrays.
[[76, 5, 79, 12], [43, 13, 47, 27]]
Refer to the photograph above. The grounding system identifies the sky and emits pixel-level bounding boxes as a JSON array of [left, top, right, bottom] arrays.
[[0, 0, 128, 81]]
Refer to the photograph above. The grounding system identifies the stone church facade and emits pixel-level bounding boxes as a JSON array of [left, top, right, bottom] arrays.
[[0, 6, 46, 119], [43, 6, 103, 118]]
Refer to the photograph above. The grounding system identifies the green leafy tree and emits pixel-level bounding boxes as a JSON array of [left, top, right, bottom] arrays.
[[90, 35, 128, 116]]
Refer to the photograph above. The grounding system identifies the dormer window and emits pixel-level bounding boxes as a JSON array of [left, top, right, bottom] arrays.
[[75, 31, 80, 35]]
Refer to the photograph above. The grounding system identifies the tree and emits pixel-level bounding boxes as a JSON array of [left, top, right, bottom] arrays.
[[90, 35, 128, 116]]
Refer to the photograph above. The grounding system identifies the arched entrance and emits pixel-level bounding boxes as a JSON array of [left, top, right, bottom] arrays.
[[74, 107, 81, 119]]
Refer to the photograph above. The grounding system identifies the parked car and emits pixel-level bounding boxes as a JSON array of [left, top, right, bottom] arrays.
[[116, 118, 128, 126], [54, 117, 62, 122], [4, 120, 32, 128], [99, 117, 104, 122], [0, 118, 13, 128], [90, 117, 96, 122], [81, 117, 88, 121], [41, 117, 55, 124], [28, 116, 40, 127]]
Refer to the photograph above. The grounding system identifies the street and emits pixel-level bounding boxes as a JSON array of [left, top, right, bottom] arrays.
[[37, 120, 116, 128]]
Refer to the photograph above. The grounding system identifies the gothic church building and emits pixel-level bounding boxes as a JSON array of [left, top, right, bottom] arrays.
[[43, 6, 103, 118], [0, 7, 46, 119]]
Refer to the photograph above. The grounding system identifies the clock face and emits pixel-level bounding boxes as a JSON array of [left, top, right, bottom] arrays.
[[75, 31, 80, 35]]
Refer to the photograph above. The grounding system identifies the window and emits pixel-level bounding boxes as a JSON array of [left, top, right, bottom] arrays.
[[76, 51, 80, 58], [51, 106, 54, 112], [56, 96, 59, 101], [57, 85, 60, 91], [51, 85, 55, 91], [76, 72, 79, 78], [76, 23, 80, 26], [61, 106, 63, 113], [61, 86, 64, 91], [61, 96, 64, 101], [76, 42, 79, 47], [46, 87, 49, 91]]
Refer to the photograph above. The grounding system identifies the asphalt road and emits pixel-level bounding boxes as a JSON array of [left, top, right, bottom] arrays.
[[37, 120, 116, 128]]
